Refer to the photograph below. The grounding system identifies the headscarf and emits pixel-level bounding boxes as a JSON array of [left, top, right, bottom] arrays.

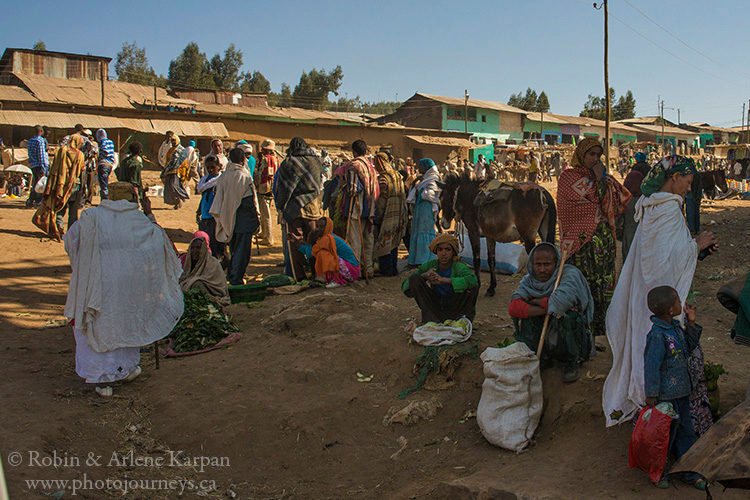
[[192, 231, 211, 254], [640, 155, 697, 197], [188, 140, 196, 147], [419, 158, 436, 173], [557, 137, 631, 255], [570, 137, 603, 169], [311, 217, 340, 282], [179, 237, 230, 306], [511, 243, 594, 322], [428, 233, 459, 260], [634, 152, 647, 163]]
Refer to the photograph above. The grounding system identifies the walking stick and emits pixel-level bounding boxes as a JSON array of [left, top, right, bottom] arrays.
[[154, 340, 159, 369], [536, 248, 568, 358], [284, 221, 299, 282], [357, 210, 370, 284]]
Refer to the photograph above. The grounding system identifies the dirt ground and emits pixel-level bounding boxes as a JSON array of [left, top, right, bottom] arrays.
[[1, 175, 748, 499]]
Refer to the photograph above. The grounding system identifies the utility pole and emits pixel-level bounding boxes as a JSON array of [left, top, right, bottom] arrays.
[[677, 108, 680, 125], [100, 61, 105, 107], [603, 0, 610, 168], [464, 89, 469, 134], [540, 109, 544, 146], [595, 1, 610, 168], [660, 100, 665, 155], [743, 103, 746, 144], [153, 78, 157, 111]]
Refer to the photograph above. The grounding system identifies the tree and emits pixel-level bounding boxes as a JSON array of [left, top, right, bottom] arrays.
[[508, 88, 550, 111], [270, 83, 293, 107], [613, 90, 636, 120], [167, 42, 214, 90], [292, 66, 343, 109], [114, 42, 158, 85], [522, 88, 538, 111], [32, 41, 46, 51], [209, 44, 243, 91], [580, 88, 616, 120], [240, 70, 271, 94], [535, 91, 550, 113]]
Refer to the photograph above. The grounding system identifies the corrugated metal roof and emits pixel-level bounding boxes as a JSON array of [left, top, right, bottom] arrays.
[[0, 110, 124, 129], [405, 135, 475, 148], [0, 110, 228, 137], [0, 85, 38, 102], [12, 73, 197, 109], [415, 93, 527, 115]]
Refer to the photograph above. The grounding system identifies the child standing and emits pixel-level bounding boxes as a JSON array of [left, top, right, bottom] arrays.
[[643, 285, 706, 490]]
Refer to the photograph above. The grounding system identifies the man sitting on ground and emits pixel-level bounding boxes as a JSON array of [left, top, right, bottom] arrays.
[[509, 242, 594, 382], [402, 233, 478, 324]]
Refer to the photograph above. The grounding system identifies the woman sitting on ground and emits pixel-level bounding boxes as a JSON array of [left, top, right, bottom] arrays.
[[509, 242, 594, 383], [179, 235, 230, 306], [402, 233, 478, 324], [297, 217, 361, 287]]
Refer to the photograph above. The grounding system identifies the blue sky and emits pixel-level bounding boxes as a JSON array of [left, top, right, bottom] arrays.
[[2, 0, 747, 126]]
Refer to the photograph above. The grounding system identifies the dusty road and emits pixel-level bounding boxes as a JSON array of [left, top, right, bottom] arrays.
[[1, 178, 748, 499]]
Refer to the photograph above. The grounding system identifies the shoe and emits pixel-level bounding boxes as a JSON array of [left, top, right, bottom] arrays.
[[654, 478, 669, 489], [95, 386, 113, 397], [562, 363, 579, 383], [123, 366, 141, 383]]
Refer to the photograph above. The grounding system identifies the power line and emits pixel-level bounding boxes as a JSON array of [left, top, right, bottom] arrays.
[[609, 12, 742, 86], [621, 0, 744, 75]]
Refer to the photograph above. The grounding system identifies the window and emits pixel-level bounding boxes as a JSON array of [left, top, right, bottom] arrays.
[[481, 115, 487, 122], [447, 106, 477, 121]]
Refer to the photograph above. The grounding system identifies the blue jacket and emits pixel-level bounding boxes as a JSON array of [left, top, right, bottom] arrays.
[[643, 316, 702, 401]]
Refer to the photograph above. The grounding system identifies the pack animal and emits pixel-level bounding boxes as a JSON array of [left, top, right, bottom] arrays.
[[439, 173, 557, 296], [701, 169, 728, 199]]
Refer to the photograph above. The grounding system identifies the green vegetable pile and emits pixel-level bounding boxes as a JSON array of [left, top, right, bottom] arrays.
[[169, 290, 238, 353]]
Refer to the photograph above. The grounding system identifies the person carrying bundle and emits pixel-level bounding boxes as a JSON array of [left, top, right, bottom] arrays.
[[508, 242, 594, 382]]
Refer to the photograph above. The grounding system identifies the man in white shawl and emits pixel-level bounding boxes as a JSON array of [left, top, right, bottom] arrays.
[[209, 147, 260, 285], [602, 155, 717, 426], [63, 188, 184, 397]]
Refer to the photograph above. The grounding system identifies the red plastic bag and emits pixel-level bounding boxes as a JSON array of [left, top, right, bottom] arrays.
[[628, 406, 674, 483]]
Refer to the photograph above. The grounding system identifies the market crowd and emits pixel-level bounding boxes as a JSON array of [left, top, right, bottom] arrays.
[[6, 124, 749, 491]]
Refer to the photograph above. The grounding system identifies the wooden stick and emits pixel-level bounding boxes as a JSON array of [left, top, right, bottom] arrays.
[[357, 210, 370, 284], [285, 222, 299, 282], [154, 340, 160, 370], [536, 248, 568, 358]]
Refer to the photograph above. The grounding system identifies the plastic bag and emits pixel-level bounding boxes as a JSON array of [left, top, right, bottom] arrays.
[[34, 175, 47, 194], [412, 317, 472, 346], [628, 405, 674, 483], [476, 343, 543, 452]]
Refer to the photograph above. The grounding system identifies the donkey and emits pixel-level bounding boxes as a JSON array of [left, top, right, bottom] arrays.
[[439, 173, 557, 297], [701, 169, 728, 199]]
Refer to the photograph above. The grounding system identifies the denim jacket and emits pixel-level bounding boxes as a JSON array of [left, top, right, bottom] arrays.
[[643, 316, 702, 401]]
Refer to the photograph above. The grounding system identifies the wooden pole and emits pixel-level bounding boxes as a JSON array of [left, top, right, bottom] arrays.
[[464, 89, 469, 134], [604, 0, 610, 169], [661, 101, 666, 155], [153, 79, 157, 111], [540, 109, 544, 146], [100, 62, 105, 107], [536, 249, 568, 358]]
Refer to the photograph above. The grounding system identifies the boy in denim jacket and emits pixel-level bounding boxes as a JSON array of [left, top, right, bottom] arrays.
[[643, 285, 706, 490]]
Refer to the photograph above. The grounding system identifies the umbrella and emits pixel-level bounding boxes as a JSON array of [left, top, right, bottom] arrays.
[[671, 400, 750, 490], [3, 164, 32, 174]]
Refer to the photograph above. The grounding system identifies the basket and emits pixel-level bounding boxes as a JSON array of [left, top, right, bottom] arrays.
[[228, 283, 267, 304]]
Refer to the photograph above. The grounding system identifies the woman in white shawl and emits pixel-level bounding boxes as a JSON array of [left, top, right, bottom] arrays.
[[407, 158, 441, 266], [602, 155, 717, 426]]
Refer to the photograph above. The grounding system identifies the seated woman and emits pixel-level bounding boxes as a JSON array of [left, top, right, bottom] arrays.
[[179, 236, 230, 306], [298, 217, 361, 287], [509, 243, 594, 383], [401, 233, 478, 323]]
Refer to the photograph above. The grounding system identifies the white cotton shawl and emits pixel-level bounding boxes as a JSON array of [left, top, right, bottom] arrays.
[[407, 166, 441, 212], [602, 191, 699, 426], [63, 200, 184, 353], [208, 162, 258, 243]]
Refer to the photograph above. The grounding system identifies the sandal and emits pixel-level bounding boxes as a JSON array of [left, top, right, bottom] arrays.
[[654, 478, 670, 489]]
